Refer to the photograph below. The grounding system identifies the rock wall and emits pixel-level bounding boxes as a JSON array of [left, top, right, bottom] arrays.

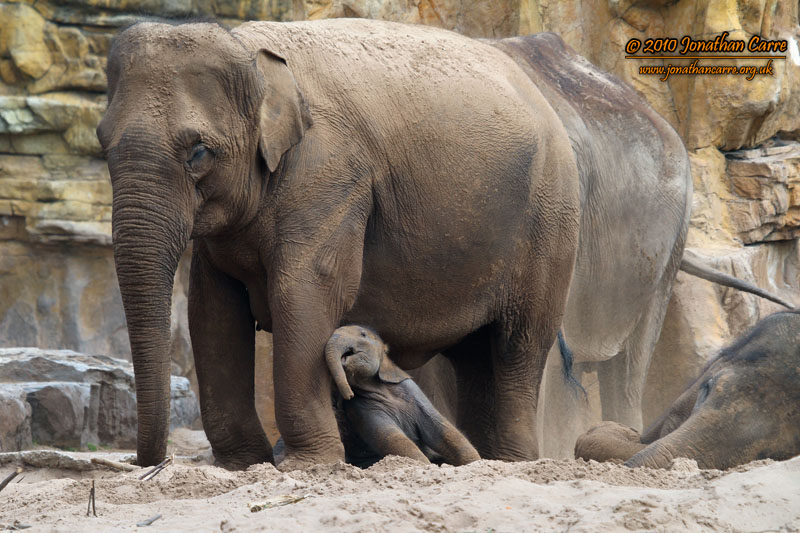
[[0, 348, 199, 451], [0, 0, 798, 447]]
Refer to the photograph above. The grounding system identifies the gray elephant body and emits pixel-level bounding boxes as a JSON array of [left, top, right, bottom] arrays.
[[100, 20, 581, 467], [575, 310, 800, 469], [493, 34, 691, 455]]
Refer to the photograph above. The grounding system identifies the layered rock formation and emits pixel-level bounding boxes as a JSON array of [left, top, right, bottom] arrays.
[[0, 348, 199, 451], [0, 0, 798, 450]]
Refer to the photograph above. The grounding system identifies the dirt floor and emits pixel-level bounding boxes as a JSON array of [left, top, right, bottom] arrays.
[[1, 430, 798, 532]]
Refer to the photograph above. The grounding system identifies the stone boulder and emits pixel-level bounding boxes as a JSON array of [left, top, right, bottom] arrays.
[[0, 348, 199, 451], [0, 384, 32, 452], [725, 140, 800, 244], [25, 381, 92, 449]]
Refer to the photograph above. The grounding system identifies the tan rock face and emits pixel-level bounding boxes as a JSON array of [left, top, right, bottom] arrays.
[[1, 4, 52, 81], [725, 141, 800, 243], [299, 0, 524, 37]]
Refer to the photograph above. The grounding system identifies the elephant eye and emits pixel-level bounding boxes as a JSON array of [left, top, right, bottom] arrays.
[[186, 143, 214, 174], [694, 378, 714, 409]]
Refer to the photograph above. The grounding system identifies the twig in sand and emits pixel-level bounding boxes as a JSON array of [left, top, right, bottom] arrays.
[[16, 475, 25, 484], [0, 467, 23, 494], [86, 480, 97, 517], [139, 455, 173, 481], [91, 457, 139, 472], [1, 520, 32, 530], [136, 514, 162, 527], [247, 493, 312, 512]]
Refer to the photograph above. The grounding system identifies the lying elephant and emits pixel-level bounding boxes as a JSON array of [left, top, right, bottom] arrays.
[[575, 310, 800, 469], [324, 325, 480, 466]]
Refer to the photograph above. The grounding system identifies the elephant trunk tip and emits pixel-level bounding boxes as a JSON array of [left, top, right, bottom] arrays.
[[325, 337, 356, 400], [625, 442, 676, 470]]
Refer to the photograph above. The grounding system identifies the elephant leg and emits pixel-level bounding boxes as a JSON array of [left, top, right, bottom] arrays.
[[597, 348, 646, 431], [270, 283, 349, 470], [597, 278, 674, 432], [448, 323, 550, 461], [489, 322, 552, 461], [445, 328, 496, 458], [537, 349, 593, 458], [418, 413, 481, 466], [348, 410, 430, 464], [189, 246, 272, 469]]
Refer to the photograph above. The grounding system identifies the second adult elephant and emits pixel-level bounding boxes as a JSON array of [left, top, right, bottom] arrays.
[[493, 34, 692, 455], [99, 19, 582, 468]]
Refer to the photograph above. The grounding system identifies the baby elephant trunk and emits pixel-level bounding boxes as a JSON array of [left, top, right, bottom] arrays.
[[325, 335, 355, 400]]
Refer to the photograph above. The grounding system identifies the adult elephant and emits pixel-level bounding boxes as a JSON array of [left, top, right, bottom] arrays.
[[98, 19, 583, 468], [492, 34, 692, 455]]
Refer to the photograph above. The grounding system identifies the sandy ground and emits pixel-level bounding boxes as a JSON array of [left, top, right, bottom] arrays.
[[1, 431, 798, 532]]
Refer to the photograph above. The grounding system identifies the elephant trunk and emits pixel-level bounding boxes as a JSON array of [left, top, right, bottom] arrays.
[[624, 439, 678, 469], [112, 180, 191, 466], [625, 415, 713, 469], [324, 335, 355, 400]]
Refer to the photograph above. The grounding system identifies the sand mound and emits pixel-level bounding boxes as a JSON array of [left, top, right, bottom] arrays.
[[0, 447, 798, 532]]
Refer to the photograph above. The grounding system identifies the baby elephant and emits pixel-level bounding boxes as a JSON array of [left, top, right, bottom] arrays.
[[576, 309, 800, 470], [325, 325, 480, 466]]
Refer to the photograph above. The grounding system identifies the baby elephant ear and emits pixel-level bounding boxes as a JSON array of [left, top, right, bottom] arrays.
[[377, 350, 411, 384], [255, 49, 313, 173]]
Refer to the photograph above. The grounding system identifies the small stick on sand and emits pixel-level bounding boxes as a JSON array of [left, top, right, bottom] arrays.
[[3, 520, 31, 530], [86, 480, 97, 517], [136, 514, 162, 527], [139, 455, 173, 482], [91, 457, 139, 472], [0, 467, 23, 494], [138, 457, 170, 480], [247, 494, 312, 513]]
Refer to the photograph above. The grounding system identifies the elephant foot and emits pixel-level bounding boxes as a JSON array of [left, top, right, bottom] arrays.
[[211, 442, 274, 470], [213, 454, 271, 470], [480, 432, 539, 463], [275, 444, 345, 472]]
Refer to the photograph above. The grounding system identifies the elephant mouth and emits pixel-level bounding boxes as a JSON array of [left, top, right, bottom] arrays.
[[341, 348, 363, 364]]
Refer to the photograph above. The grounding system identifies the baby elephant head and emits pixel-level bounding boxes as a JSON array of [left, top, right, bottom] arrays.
[[325, 325, 410, 400]]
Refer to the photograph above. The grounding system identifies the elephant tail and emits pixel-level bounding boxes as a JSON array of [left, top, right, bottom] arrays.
[[558, 330, 586, 399], [679, 255, 795, 309]]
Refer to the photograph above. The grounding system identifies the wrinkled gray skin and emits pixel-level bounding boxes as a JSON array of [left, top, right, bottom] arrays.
[[325, 325, 480, 466], [492, 34, 691, 455], [576, 310, 800, 470], [98, 20, 581, 468]]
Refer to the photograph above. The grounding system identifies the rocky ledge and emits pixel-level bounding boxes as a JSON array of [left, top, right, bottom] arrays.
[[0, 348, 199, 452]]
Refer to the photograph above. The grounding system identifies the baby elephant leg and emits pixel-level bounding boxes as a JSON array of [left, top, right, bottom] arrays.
[[349, 410, 430, 464], [422, 415, 481, 466]]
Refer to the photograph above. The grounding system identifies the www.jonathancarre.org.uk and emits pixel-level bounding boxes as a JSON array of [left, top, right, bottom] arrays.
[[639, 58, 774, 81]]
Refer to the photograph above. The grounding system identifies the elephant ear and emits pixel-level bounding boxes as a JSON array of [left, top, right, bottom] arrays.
[[377, 349, 411, 384], [255, 49, 313, 173]]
